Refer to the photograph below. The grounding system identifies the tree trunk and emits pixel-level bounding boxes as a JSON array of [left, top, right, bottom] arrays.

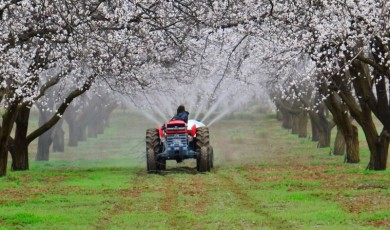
[[298, 111, 308, 138], [321, 87, 360, 163], [275, 99, 300, 131], [68, 122, 78, 146], [36, 110, 53, 161], [87, 114, 105, 138], [276, 110, 283, 121], [64, 106, 78, 146], [344, 125, 360, 163], [96, 118, 104, 135], [367, 130, 389, 170], [52, 119, 65, 152], [346, 60, 386, 169], [282, 111, 293, 130], [77, 125, 87, 141], [309, 110, 331, 148], [318, 110, 331, 148], [36, 130, 53, 161], [309, 113, 320, 142], [333, 128, 345, 156], [65, 108, 89, 145], [87, 121, 98, 138], [291, 114, 299, 135], [76, 103, 98, 141], [0, 104, 19, 176], [10, 105, 31, 171], [317, 124, 331, 148], [10, 139, 29, 171], [102, 103, 117, 128]]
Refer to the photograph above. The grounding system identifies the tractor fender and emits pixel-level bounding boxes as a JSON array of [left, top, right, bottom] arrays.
[[158, 125, 164, 137], [189, 124, 197, 137]]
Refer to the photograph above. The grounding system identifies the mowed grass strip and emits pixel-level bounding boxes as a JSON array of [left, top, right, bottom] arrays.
[[0, 110, 389, 229]]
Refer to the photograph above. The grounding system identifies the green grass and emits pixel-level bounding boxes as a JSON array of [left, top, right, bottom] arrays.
[[0, 111, 389, 229]]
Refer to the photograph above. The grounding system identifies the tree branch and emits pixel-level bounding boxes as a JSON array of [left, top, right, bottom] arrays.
[[212, 34, 248, 97], [32, 69, 70, 101], [356, 54, 390, 76], [26, 74, 96, 143]]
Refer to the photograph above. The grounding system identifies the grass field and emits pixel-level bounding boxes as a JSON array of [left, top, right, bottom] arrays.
[[0, 110, 389, 229]]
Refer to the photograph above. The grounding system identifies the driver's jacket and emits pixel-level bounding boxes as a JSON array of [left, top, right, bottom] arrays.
[[172, 111, 189, 123]]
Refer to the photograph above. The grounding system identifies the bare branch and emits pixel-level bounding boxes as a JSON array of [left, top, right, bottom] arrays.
[[26, 74, 96, 143]]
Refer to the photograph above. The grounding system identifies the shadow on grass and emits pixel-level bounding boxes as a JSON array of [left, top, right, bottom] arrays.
[[161, 166, 199, 175], [143, 166, 216, 175]]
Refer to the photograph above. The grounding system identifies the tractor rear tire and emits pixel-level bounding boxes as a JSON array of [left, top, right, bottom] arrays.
[[147, 148, 157, 172], [146, 128, 161, 173], [197, 146, 209, 172], [208, 145, 214, 169], [195, 127, 210, 150], [196, 127, 210, 172], [195, 127, 210, 172]]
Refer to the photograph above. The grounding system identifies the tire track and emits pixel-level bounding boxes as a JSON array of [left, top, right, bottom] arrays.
[[96, 170, 151, 229], [180, 176, 209, 214], [159, 176, 178, 213], [219, 171, 295, 229]]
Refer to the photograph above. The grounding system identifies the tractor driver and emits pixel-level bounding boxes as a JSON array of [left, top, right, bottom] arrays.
[[171, 105, 189, 123], [162, 105, 189, 132]]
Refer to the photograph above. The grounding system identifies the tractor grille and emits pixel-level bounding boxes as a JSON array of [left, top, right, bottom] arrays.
[[166, 126, 186, 131], [166, 122, 187, 134], [167, 134, 187, 145]]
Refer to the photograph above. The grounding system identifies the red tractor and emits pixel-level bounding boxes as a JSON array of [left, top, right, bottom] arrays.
[[146, 119, 213, 173]]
